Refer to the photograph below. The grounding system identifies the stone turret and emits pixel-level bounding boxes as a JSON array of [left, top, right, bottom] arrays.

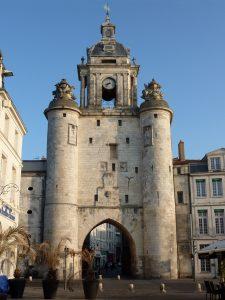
[[140, 79, 178, 279], [44, 79, 80, 253]]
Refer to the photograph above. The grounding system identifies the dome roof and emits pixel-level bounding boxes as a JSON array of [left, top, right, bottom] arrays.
[[47, 98, 78, 110], [140, 99, 169, 111], [89, 41, 129, 57]]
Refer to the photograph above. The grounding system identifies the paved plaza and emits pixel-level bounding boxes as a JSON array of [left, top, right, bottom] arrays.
[[16, 279, 207, 300]]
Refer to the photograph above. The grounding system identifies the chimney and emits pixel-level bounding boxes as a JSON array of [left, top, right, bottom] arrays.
[[178, 140, 185, 161]]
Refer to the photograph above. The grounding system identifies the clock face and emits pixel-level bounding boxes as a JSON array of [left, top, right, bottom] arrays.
[[102, 78, 116, 90]]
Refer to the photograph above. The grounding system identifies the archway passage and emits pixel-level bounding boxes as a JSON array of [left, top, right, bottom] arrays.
[[82, 219, 137, 278]]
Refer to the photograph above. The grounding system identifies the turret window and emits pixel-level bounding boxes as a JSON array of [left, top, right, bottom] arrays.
[[118, 120, 122, 126], [97, 120, 100, 126], [154, 114, 158, 118], [126, 137, 130, 144], [89, 138, 93, 144]]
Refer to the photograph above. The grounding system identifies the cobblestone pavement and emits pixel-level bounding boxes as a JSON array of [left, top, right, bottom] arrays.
[[16, 279, 206, 300]]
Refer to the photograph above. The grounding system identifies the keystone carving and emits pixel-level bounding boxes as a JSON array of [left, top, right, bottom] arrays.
[[52, 79, 75, 101], [141, 78, 164, 101]]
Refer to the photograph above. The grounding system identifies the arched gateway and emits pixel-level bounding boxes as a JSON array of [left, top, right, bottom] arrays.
[[81, 218, 137, 277], [40, 12, 178, 279]]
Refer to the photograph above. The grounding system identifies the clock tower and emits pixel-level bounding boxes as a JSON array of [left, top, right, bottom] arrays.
[[42, 9, 178, 280], [77, 13, 139, 109]]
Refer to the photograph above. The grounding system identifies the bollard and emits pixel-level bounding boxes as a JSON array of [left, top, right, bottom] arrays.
[[117, 275, 120, 280], [99, 282, 103, 292], [160, 283, 166, 294], [99, 274, 103, 280], [129, 283, 135, 292], [197, 282, 202, 292]]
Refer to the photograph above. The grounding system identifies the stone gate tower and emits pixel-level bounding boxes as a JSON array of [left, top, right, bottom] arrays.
[[43, 12, 178, 279], [140, 81, 178, 278]]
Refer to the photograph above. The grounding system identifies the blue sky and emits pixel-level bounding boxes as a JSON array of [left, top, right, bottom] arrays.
[[1, 0, 225, 159]]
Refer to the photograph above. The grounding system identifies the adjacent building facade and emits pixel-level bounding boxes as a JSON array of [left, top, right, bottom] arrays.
[[174, 144, 225, 279], [0, 51, 26, 275]]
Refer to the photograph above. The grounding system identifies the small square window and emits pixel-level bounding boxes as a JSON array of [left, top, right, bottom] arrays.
[[126, 137, 130, 144], [97, 120, 100, 126], [118, 120, 122, 126], [154, 114, 158, 118], [112, 163, 116, 171], [94, 194, 98, 201], [89, 138, 93, 144], [125, 195, 129, 203], [135, 167, 138, 174], [63, 113, 66, 117]]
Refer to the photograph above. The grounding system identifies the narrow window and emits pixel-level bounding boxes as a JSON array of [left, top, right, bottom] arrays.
[[135, 167, 138, 174], [199, 244, 211, 272], [198, 210, 208, 234], [89, 138, 93, 144], [4, 114, 9, 138], [125, 195, 129, 203], [112, 163, 116, 171], [126, 137, 130, 144], [0, 155, 7, 185], [118, 120, 122, 126], [215, 209, 225, 234], [63, 113, 66, 117], [177, 191, 184, 204], [68, 124, 77, 145], [177, 167, 181, 174], [196, 179, 206, 197], [143, 125, 153, 146], [14, 130, 19, 152], [212, 178, 223, 196], [97, 120, 100, 126], [154, 114, 158, 118], [110, 144, 117, 159], [94, 194, 98, 201]]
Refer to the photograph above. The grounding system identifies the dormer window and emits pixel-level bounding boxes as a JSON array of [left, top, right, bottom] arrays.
[[210, 157, 221, 171]]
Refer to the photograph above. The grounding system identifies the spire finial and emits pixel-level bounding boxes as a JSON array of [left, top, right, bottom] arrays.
[[104, 3, 110, 22]]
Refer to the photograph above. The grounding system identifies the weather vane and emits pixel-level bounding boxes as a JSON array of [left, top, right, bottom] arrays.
[[104, 3, 110, 17]]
